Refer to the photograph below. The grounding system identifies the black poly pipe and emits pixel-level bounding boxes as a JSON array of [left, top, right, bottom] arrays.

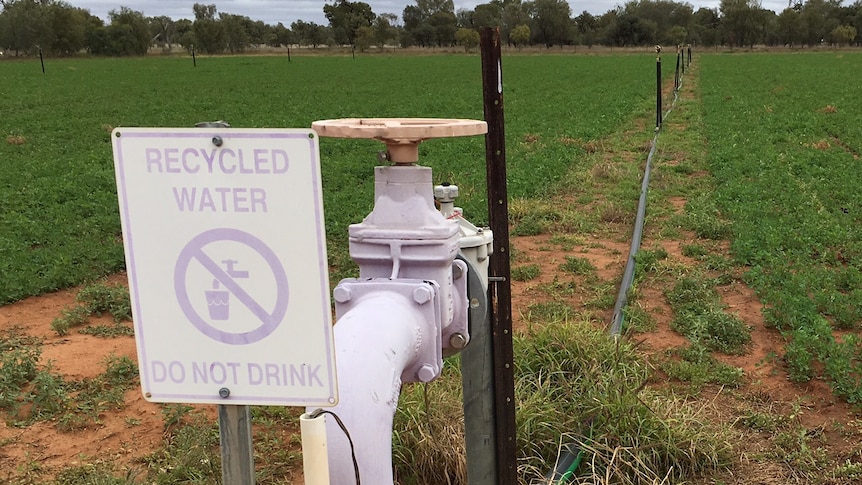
[[610, 65, 684, 336]]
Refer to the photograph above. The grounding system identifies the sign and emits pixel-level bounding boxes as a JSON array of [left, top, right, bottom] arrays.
[[112, 128, 336, 406]]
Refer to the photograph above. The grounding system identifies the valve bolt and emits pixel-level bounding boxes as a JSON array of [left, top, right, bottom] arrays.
[[416, 364, 438, 383], [333, 286, 352, 303], [449, 333, 468, 349], [412, 286, 433, 304]]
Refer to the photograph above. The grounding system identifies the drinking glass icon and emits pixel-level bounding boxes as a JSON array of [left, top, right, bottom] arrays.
[[206, 279, 230, 320]]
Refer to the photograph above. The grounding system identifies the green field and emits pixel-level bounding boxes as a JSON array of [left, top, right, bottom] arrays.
[[700, 52, 862, 402], [3, 51, 862, 483], [0, 53, 668, 305]]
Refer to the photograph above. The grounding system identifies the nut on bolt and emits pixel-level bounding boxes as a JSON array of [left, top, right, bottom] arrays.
[[449, 333, 468, 349], [412, 286, 433, 304], [333, 286, 352, 303], [416, 364, 438, 383]]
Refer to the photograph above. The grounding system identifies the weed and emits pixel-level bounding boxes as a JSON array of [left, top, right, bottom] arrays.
[[28, 365, 69, 421], [76, 283, 132, 322], [681, 244, 708, 258], [161, 403, 195, 434], [511, 264, 541, 281], [739, 411, 785, 432], [548, 234, 585, 251], [50, 306, 90, 336], [143, 414, 220, 483], [681, 194, 732, 240], [666, 274, 751, 354], [53, 463, 138, 484], [525, 301, 575, 322], [537, 277, 577, 299], [833, 459, 862, 479], [559, 255, 596, 276], [623, 302, 657, 333], [79, 324, 135, 338], [635, 246, 669, 273], [50, 283, 133, 336], [103, 354, 138, 386], [511, 214, 546, 236], [598, 202, 632, 224], [661, 344, 745, 390]]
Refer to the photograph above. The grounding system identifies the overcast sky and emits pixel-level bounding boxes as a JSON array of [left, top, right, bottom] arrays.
[[72, 0, 797, 27]]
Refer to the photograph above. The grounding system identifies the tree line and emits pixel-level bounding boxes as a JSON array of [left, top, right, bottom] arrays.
[[1, 0, 860, 57]]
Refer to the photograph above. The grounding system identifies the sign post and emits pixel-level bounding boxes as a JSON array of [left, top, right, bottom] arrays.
[[112, 127, 337, 483]]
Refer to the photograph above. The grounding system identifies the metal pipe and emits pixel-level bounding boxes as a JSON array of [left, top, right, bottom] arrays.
[[312, 291, 424, 484]]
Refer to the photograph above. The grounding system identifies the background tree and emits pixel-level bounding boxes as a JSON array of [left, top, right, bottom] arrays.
[[324, 0, 375, 46], [611, 11, 654, 46], [219, 13, 250, 53], [501, 1, 529, 45], [831, 24, 857, 44], [574, 11, 597, 46], [192, 3, 225, 53], [511, 23, 530, 47], [526, 0, 573, 47], [354, 25, 374, 51], [691, 7, 720, 46], [267, 22, 294, 47], [428, 10, 457, 45], [47, 3, 88, 55], [291, 20, 329, 48], [668, 24, 687, 44], [454, 26, 479, 51], [472, 3, 502, 28], [800, 0, 841, 45], [719, 0, 760, 47], [401, 0, 455, 46], [106, 7, 151, 55], [776, 7, 804, 46], [174, 18, 194, 50], [373, 13, 399, 47], [0, 0, 52, 56], [148, 15, 175, 47]]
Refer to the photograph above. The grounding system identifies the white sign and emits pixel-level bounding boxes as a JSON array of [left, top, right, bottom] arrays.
[[112, 127, 337, 406]]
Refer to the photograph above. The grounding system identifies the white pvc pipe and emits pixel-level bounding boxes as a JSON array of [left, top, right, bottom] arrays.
[[300, 412, 330, 485], [311, 292, 423, 484]]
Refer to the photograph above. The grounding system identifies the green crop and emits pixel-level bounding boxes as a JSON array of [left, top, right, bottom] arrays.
[[1, 54, 663, 304]]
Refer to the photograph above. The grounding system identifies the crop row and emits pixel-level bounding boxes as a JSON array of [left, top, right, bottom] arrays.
[[700, 52, 862, 402]]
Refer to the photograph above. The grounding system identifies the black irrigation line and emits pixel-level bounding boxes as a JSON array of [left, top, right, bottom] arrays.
[[609, 55, 686, 338], [547, 50, 690, 484]]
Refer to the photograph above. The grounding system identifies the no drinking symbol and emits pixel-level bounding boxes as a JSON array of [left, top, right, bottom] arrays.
[[174, 228, 289, 345]]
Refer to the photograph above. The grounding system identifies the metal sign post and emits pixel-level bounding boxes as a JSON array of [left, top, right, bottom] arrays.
[[478, 26, 518, 485]]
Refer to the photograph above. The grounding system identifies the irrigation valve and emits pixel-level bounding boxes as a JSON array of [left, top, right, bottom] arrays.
[[310, 118, 489, 484], [313, 118, 489, 381]]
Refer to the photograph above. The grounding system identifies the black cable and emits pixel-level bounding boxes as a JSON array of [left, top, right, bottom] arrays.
[[309, 408, 361, 485]]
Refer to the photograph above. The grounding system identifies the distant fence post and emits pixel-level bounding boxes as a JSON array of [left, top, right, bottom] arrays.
[[674, 48, 680, 93], [191, 44, 197, 67], [681, 45, 685, 75], [39, 46, 45, 74], [656, 46, 662, 130]]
